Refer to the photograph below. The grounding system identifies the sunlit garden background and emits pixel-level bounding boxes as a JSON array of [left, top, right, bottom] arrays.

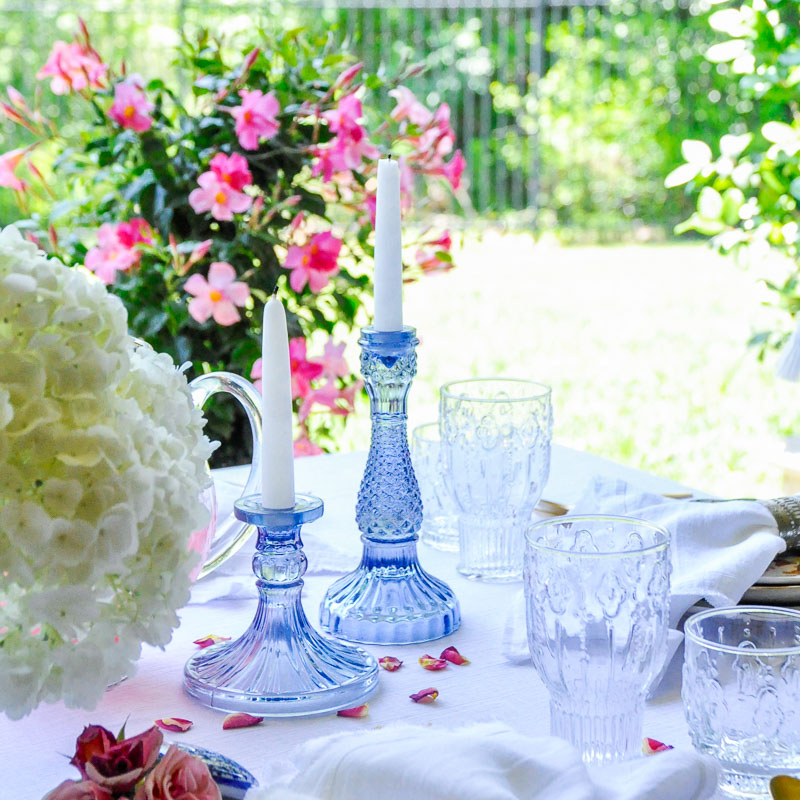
[[3, 0, 800, 498]]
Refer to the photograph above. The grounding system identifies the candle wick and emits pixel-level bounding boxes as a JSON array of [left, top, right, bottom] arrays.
[[387, 154, 393, 160], [271, 286, 278, 299]]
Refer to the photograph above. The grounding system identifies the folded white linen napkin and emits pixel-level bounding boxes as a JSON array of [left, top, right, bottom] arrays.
[[246, 723, 719, 800], [503, 476, 786, 665]]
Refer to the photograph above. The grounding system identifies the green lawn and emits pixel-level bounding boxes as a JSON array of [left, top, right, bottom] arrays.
[[342, 233, 800, 499]]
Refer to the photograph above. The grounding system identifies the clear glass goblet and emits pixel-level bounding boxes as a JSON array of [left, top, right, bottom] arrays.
[[440, 378, 552, 581], [524, 515, 671, 764], [411, 422, 459, 552], [682, 605, 800, 798]]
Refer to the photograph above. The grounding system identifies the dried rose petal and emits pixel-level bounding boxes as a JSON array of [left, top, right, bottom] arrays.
[[337, 704, 369, 718], [193, 634, 231, 649], [419, 655, 447, 671], [379, 656, 403, 672], [770, 775, 800, 800], [154, 718, 193, 733], [642, 737, 674, 755], [440, 646, 470, 666], [410, 687, 439, 704], [222, 713, 263, 730]]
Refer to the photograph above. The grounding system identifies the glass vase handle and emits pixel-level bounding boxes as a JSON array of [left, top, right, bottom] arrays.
[[189, 371, 262, 579]]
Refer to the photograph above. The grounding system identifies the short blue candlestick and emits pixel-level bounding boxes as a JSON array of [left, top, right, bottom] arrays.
[[184, 493, 378, 716], [320, 326, 461, 644]]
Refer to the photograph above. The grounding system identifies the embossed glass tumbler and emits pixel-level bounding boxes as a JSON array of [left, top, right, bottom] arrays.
[[524, 516, 671, 764], [440, 378, 552, 581], [682, 606, 800, 798], [411, 422, 458, 552]]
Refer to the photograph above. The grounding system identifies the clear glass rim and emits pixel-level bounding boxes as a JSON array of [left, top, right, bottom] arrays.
[[525, 514, 670, 558], [411, 421, 440, 444], [684, 605, 800, 656], [440, 377, 552, 404]]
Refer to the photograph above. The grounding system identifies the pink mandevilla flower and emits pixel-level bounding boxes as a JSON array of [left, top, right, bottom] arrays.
[[283, 231, 342, 293], [208, 152, 253, 191], [250, 357, 263, 393], [441, 150, 466, 190], [294, 435, 324, 457], [389, 86, 433, 128], [289, 337, 324, 399], [189, 172, 252, 221], [315, 339, 349, 379], [84, 218, 151, 285], [108, 80, 154, 132], [184, 261, 250, 326], [0, 149, 27, 190], [314, 94, 379, 179], [230, 89, 280, 151], [37, 40, 108, 95]]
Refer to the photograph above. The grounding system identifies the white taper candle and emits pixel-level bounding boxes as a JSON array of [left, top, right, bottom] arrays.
[[373, 158, 404, 331], [260, 294, 296, 508]]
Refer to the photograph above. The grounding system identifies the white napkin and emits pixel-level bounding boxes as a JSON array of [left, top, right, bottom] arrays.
[[503, 476, 786, 665], [246, 723, 719, 800]]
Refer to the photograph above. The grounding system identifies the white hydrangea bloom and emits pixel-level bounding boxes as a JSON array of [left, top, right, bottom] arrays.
[[0, 225, 215, 718]]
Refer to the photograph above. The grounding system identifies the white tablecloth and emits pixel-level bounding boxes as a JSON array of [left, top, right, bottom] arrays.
[[0, 444, 711, 797]]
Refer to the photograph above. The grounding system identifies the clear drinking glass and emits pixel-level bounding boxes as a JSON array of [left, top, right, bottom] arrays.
[[682, 606, 800, 798], [440, 378, 552, 581], [411, 422, 459, 552], [524, 515, 671, 764]]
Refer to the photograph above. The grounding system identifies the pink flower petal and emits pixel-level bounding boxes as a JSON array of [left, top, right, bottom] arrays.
[[183, 273, 208, 296], [193, 634, 231, 648], [440, 646, 470, 666], [337, 704, 369, 718], [226, 281, 251, 306], [207, 260, 237, 289], [154, 718, 193, 733], [378, 656, 403, 672], [419, 655, 447, 671], [222, 713, 263, 730], [188, 295, 214, 324], [410, 687, 439, 704], [212, 300, 241, 326], [642, 737, 674, 755]]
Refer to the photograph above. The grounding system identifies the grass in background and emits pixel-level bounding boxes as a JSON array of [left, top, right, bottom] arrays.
[[339, 233, 800, 499]]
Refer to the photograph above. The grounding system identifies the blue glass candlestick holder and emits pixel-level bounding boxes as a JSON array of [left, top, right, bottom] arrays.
[[320, 326, 461, 644], [184, 493, 378, 716]]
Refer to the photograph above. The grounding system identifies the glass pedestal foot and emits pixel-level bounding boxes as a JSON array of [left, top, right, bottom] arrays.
[[184, 494, 379, 716], [320, 538, 461, 645]]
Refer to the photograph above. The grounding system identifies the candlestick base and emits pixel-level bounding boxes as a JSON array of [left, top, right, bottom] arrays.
[[320, 538, 461, 644], [184, 494, 378, 716]]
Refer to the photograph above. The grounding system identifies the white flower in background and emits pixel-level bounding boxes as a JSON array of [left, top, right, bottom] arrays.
[[0, 225, 216, 718]]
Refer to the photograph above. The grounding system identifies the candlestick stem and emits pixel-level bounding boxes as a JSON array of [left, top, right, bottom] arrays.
[[184, 493, 378, 715], [320, 326, 461, 644]]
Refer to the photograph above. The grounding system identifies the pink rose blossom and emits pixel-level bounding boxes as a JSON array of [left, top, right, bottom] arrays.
[[189, 172, 252, 221], [283, 231, 342, 293], [37, 40, 108, 95], [289, 338, 324, 399], [134, 744, 221, 800], [389, 86, 433, 128], [230, 89, 280, 150], [108, 80, 154, 132], [44, 781, 112, 800], [0, 148, 27, 191], [250, 357, 263, 393], [294, 435, 324, 457], [80, 725, 163, 794], [184, 261, 250, 326], [209, 152, 253, 191]]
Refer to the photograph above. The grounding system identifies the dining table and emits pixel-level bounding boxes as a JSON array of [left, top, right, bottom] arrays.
[[2, 443, 728, 798]]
